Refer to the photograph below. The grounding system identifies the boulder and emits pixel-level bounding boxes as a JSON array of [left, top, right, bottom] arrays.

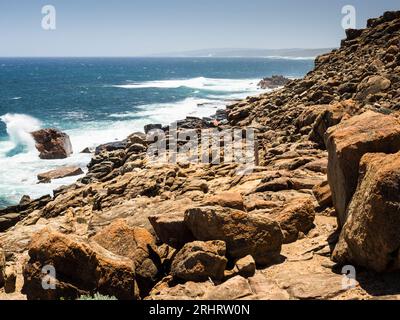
[[22, 228, 139, 300], [233, 255, 256, 277], [345, 28, 363, 41], [355, 76, 391, 100], [127, 132, 147, 146], [184, 206, 283, 265], [224, 255, 256, 279], [305, 100, 357, 148], [19, 195, 32, 206], [80, 147, 92, 154], [304, 158, 328, 174], [95, 140, 128, 155], [37, 166, 84, 183], [31, 129, 73, 159], [144, 124, 162, 134], [325, 111, 400, 226], [91, 219, 160, 296], [181, 179, 209, 194], [148, 214, 194, 248], [313, 180, 333, 208], [258, 75, 290, 89], [333, 152, 400, 272], [203, 192, 245, 210], [269, 198, 316, 243], [171, 241, 227, 282], [0, 213, 22, 232]]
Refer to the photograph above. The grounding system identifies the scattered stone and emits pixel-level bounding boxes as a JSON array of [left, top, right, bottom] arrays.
[[37, 166, 84, 183], [203, 192, 244, 210], [171, 241, 227, 282]]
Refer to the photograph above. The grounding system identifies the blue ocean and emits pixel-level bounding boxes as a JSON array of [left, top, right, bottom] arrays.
[[0, 57, 314, 208]]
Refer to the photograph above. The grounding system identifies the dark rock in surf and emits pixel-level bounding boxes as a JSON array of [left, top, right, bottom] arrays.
[[258, 75, 290, 89], [95, 140, 128, 155], [31, 128, 73, 160]]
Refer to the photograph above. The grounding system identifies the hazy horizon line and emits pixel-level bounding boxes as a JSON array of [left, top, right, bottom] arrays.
[[0, 47, 334, 59]]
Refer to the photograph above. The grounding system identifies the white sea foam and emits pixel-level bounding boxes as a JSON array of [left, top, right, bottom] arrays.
[[0, 113, 41, 153], [113, 77, 261, 92], [109, 97, 221, 122]]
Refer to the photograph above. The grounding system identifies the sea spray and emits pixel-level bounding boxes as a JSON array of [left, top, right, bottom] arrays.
[[0, 113, 41, 156]]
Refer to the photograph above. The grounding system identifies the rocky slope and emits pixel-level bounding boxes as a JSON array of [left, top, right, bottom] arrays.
[[1, 11, 400, 300]]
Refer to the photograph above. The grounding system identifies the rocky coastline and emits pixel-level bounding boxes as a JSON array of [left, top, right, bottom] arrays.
[[1, 11, 400, 300]]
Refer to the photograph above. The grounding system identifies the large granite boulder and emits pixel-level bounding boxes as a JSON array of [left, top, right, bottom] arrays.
[[22, 228, 139, 300], [184, 206, 283, 265], [333, 152, 400, 272], [91, 219, 160, 297], [325, 111, 400, 226], [171, 241, 227, 282], [31, 128, 73, 159]]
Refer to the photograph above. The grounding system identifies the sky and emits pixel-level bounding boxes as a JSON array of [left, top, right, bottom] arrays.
[[0, 0, 398, 57]]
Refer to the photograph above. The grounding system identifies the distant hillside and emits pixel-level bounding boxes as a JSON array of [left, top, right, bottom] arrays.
[[151, 48, 334, 58]]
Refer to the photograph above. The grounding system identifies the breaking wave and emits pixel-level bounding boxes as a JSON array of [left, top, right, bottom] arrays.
[[0, 113, 41, 156], [113, 77, 261, 92]]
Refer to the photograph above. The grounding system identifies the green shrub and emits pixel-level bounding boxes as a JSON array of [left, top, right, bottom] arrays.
[[77, 293, 117, 300]]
